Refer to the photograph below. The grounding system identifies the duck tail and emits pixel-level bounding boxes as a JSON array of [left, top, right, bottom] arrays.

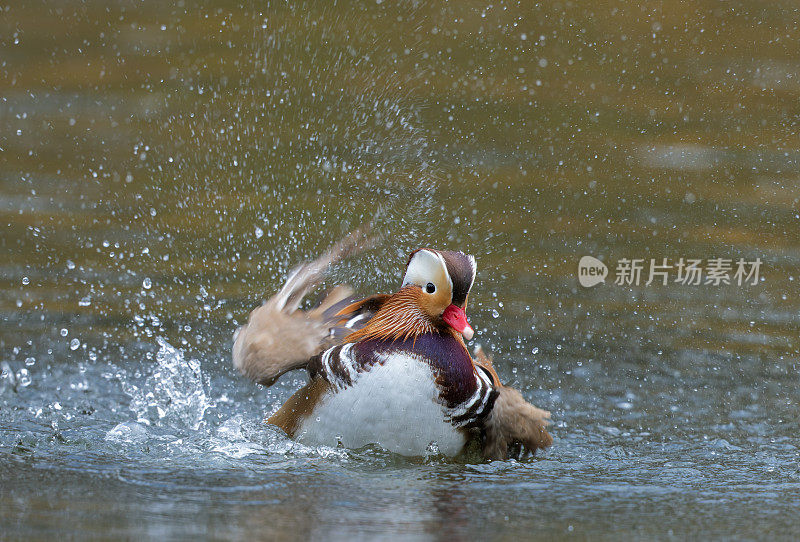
[[482, 385, 553, 460], [232, 227, 373, 387], [474, 346, 553, 460]]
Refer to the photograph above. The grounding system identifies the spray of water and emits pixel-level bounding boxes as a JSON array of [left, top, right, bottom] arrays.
[[122, 338, 214, 430]]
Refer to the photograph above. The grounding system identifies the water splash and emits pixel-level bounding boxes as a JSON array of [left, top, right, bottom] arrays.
[[122, 338, 214, 430], [0, 361, 32, 394], [105, 421, 149, 444]]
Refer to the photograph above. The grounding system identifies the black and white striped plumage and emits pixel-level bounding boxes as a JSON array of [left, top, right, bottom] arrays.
[[295, 334, 498, 455]]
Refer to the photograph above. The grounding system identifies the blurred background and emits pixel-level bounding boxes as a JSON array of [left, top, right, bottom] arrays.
[[2, 1, 799, 539]]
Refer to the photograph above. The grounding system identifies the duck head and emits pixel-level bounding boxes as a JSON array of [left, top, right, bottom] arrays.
[[401, 248, 476, 340]]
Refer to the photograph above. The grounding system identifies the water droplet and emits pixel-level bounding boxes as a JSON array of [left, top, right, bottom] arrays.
[[143, 277, 152, 289], [16, 369, 31, 388], [70, 338, 81, 350], [17, 369, 31, 388], [254, 226, 264, 239], [60, 328, 68, 337]]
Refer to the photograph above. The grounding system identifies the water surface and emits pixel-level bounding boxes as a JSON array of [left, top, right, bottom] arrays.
[[2, 1, 799, 539]]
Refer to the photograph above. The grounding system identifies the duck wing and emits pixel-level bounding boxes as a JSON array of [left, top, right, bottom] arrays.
[[232, 228, 376, 386]]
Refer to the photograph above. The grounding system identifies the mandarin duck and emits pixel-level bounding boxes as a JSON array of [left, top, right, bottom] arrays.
[[232, 230, 552, 460]]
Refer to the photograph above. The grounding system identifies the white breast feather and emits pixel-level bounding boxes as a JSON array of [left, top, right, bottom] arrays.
[[296, 351, 466, 456]]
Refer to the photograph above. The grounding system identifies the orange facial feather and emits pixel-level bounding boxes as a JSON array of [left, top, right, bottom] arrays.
[[343, 286, 441, 343]]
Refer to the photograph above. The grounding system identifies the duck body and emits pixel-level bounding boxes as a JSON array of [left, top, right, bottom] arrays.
[[277, 333, 496, 455], [233, 231, 552, 460]]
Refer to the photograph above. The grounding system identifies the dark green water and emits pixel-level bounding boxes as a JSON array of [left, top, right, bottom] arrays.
[[2, 1, 799, 539]]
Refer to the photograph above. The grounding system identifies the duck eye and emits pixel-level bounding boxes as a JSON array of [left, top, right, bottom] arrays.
[[425, 282, 436, 294]]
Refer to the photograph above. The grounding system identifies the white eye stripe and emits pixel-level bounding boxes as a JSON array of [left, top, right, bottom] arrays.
[[402, 249, 452, 292]]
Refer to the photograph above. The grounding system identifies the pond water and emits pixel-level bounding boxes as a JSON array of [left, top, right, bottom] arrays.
[[2, 1, 799, 539]]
